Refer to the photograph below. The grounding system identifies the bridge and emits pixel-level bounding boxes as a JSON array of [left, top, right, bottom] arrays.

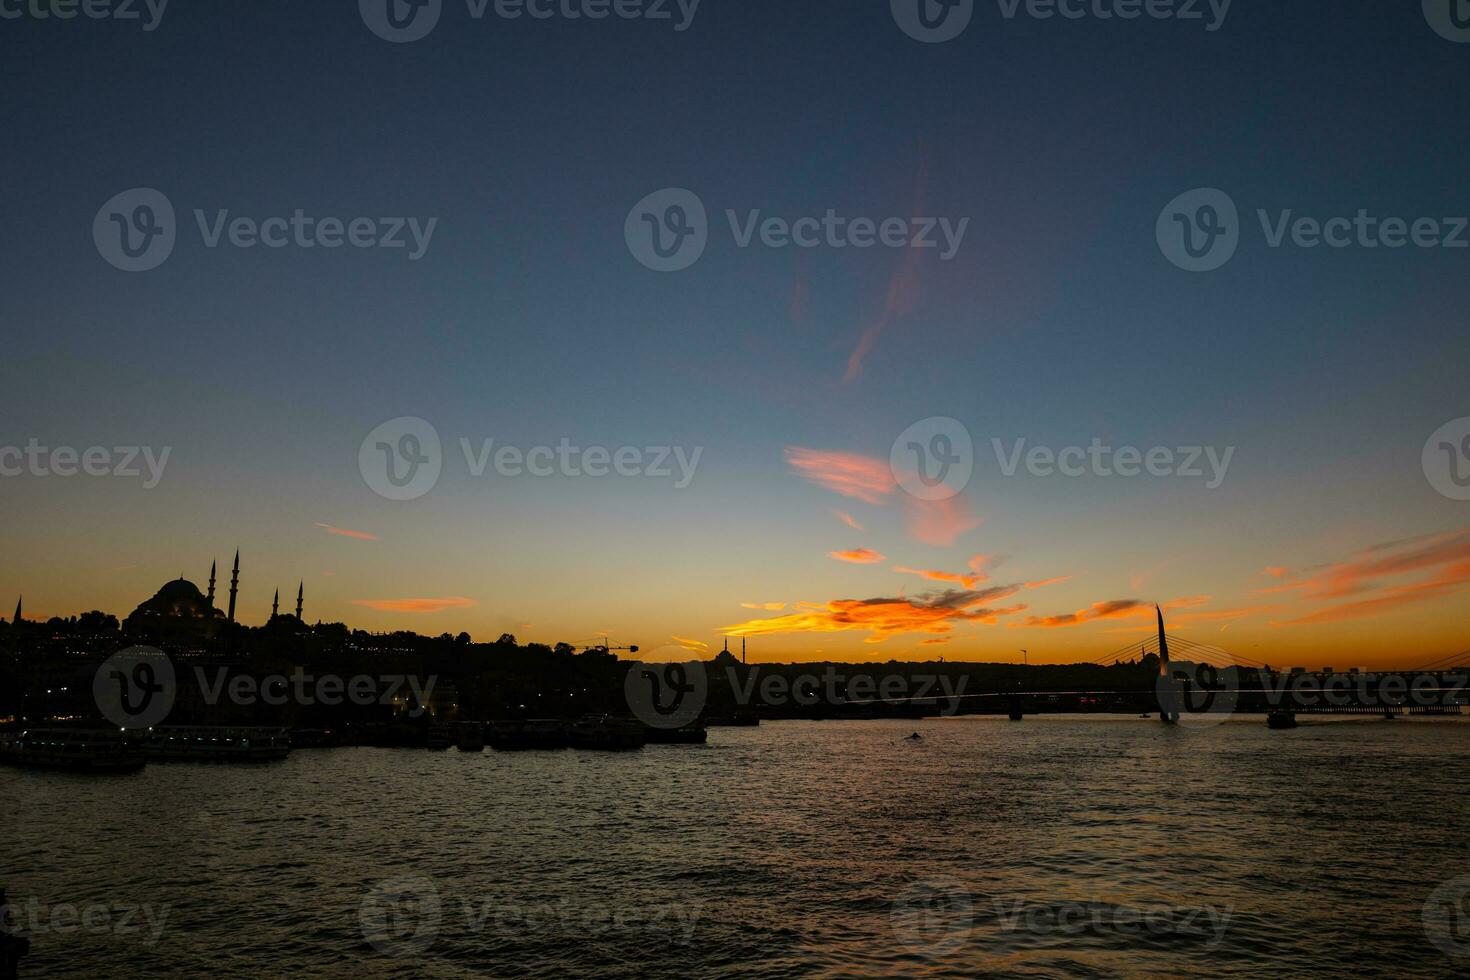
[[844, 608, 1470, 727]]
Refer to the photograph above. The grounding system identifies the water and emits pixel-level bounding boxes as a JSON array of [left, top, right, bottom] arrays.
[[7, 716, 1470, 978]]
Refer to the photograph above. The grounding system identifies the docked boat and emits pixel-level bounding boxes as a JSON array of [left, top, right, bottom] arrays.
[[425, 725, 454, 750], [142, 726, 291, 762], [456, 722, 485, 752], [488, 719, 569, 751], [0, 729, 146, 773], [569, 715, 646, 751], [1267, 710, 1298, 730]]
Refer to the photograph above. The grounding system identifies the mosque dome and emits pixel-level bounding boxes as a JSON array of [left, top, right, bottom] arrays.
[[127, 577, 221, 622]]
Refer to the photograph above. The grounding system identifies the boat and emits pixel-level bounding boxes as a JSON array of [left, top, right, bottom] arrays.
[[456, 722, 485, 752], [488, 719, 569, 751], [644, 724, 708, 745], [0, 729, 146, 773], [142, 726, 291, 762], [425, 725, 454, 750], [1267, 710, 1298, 730], [569, 715, 646, 751]]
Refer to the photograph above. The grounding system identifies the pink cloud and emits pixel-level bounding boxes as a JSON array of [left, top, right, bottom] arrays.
[[350, 597, 477, 613], [786, 447, 896, 505], [316, 522, 380, 541]]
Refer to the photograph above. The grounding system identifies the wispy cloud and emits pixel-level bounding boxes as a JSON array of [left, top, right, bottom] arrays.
[[789, 445, 980, 547], [1021, 599, 1151, 629], [786, 447, 895, 505], [833, 509, 865, 531], [671, 635, 709, 652], [740, 602, 787, 611], [1025, 575, 1074, 589], [831, 548, 887, 565], [1266, 528, 1470, 625], [893, 566, 984, 589], [903, 494, 981, 547], [724, 585, 1027, 643], [350, 597, 477, 613], [844, 148, 929, 382], [316, 522, 380, 542]]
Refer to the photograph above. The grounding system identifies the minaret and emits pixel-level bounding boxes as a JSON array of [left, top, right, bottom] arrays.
[[295, 581, 303, 620], [12, 595, 21, 625], [742, 637, 747, 665], [207, 560, 217, 605], [271, 589, 279, 619], [227, 550, 240, 623]]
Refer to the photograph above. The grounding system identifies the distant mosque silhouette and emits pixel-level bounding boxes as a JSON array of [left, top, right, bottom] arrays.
[[122, 551, 305, 637]]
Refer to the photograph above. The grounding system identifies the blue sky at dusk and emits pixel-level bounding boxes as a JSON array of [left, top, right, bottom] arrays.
[[3, 1, 1468, 666]]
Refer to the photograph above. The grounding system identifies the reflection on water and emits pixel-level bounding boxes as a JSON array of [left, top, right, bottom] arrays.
[[7, 716, 1470, 977]]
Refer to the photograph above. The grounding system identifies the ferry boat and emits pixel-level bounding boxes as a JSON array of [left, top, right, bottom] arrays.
[[569, 715, 646, 751], [488, 719, 569, 751], [0, 729, 146, 773], [142, 726, 291, 762]]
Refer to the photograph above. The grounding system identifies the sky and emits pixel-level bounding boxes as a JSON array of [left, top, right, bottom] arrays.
[[1, 1, 1468, 669]]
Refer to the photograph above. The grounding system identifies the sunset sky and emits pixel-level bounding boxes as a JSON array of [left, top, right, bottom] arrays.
[[2, 3, 1467, 669]]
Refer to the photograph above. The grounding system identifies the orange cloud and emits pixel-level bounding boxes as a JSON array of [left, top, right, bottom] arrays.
[[1260, 566, 1290, 579], [1263, 529, 1470, 600], [1025, 575, 1074, 589], [740, 602, 787, 611], [350, 597, 477, 613], [671, 635, 709, 652], [893, 566, 984, 589], [786, 447, 895, 505], [724, 586, 1028, 642], [831, 548, 886, 565], [919, 637, 950, 646], [833, 509, 865, 532], [316, 522, 380, 541], [1021, 599, 1152, 629]]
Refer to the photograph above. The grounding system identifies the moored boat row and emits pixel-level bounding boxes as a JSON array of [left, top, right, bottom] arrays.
[[0, 725, 293, 772], [0, 729, 145, 773]]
